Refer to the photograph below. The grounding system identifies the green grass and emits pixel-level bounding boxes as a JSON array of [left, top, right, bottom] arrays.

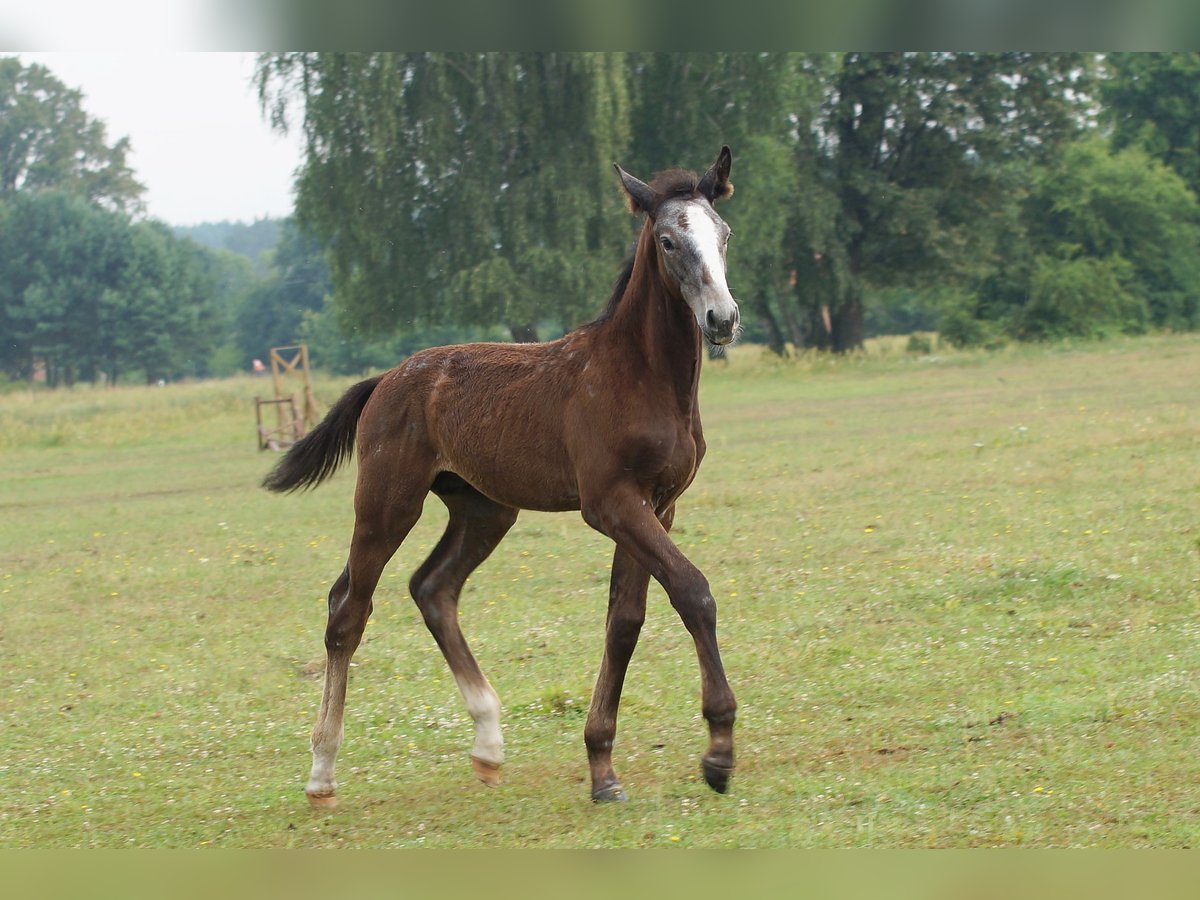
[[2, 334, 1198, 847]]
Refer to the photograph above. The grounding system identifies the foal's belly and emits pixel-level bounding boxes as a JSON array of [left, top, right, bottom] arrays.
[[438, 425, 699, 516], [437, 431, 582, 513]]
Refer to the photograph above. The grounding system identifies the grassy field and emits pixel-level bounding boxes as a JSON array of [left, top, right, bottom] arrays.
[[1, 334, 1197, 848]]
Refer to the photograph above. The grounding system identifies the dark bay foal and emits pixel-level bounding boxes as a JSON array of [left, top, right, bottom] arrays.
[[264, 147, 741, 806]]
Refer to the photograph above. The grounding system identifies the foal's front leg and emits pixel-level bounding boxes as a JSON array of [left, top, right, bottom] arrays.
[[585, 543, 652, 802], [582, 489, 736, 796]]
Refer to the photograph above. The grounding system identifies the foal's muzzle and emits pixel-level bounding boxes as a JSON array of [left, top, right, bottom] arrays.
[[704, 305, 740, 346]]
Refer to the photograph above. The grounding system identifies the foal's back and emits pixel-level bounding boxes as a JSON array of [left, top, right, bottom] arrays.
[[357, 333, 602, 512]]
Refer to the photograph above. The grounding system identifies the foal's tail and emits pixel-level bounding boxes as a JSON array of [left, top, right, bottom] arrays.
[[262, 375, 383, 493]]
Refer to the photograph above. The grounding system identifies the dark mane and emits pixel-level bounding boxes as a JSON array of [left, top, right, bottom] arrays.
[[648, 167, 702, 200], [589, 245, 637, 325]]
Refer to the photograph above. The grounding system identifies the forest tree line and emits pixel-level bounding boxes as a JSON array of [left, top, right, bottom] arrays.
[[257, 52, 1200, 355], [3, 53, 1199, 385]]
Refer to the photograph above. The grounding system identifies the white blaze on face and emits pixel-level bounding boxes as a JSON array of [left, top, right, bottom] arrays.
[[686, 203, 726, 286], [677, 200, 739, 341]]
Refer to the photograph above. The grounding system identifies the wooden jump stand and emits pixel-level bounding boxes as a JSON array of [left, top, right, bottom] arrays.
[[256, 344, 320, 451]]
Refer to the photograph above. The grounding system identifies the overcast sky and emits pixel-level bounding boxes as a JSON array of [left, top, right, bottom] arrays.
[[14, 51, 304, 227]]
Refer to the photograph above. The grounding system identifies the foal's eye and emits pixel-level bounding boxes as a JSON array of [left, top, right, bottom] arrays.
[[660, 236, 675, 252]]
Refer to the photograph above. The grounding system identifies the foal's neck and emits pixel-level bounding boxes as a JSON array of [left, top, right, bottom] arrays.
[[603, 223, 704, 413]]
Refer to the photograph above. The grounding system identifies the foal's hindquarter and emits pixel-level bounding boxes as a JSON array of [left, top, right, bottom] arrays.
[[290, 155, 739, 809]]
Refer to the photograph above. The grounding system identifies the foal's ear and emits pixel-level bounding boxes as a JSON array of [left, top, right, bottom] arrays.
[[614, 163, 657, 215], [698, 146, 734, 203]]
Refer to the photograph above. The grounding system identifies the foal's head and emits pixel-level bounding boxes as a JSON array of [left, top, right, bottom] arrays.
[[614, 147, 741, 346]]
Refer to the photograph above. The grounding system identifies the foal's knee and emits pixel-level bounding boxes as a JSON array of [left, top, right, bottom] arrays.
[[669, 571, 717, 632]]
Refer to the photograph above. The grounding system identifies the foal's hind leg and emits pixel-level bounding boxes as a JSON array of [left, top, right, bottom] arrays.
[[409, 480, 518, 786], [306, 489, 425, 809]]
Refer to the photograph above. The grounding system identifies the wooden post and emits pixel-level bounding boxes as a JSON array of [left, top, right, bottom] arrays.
[[258, 344, 321, 451], [256, 395, 300, 451]]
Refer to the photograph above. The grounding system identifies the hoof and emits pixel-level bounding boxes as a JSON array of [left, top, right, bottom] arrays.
[[306, 790, 339, 810], [471, 755, 502, 787], [701, 758, 733, 794], [591, 782, 628, 803]]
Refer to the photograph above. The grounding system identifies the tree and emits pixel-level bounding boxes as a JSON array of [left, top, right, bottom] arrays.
[[257, 52, 631, 342], [0, 57, 144, 212], [964, 137, 1200, 342], [0, 190, 129, 384], [625, 53, 826, 355], [0, 190, 223, 384], [798, 52, 1094, 351], [175, 218, 285, 277], [120, 222, 224, 383], [1103, 52, 1200, 198], [0, 54, 245, 383], [232, 219, 331, 366], [256, 52, 1198, 356]]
